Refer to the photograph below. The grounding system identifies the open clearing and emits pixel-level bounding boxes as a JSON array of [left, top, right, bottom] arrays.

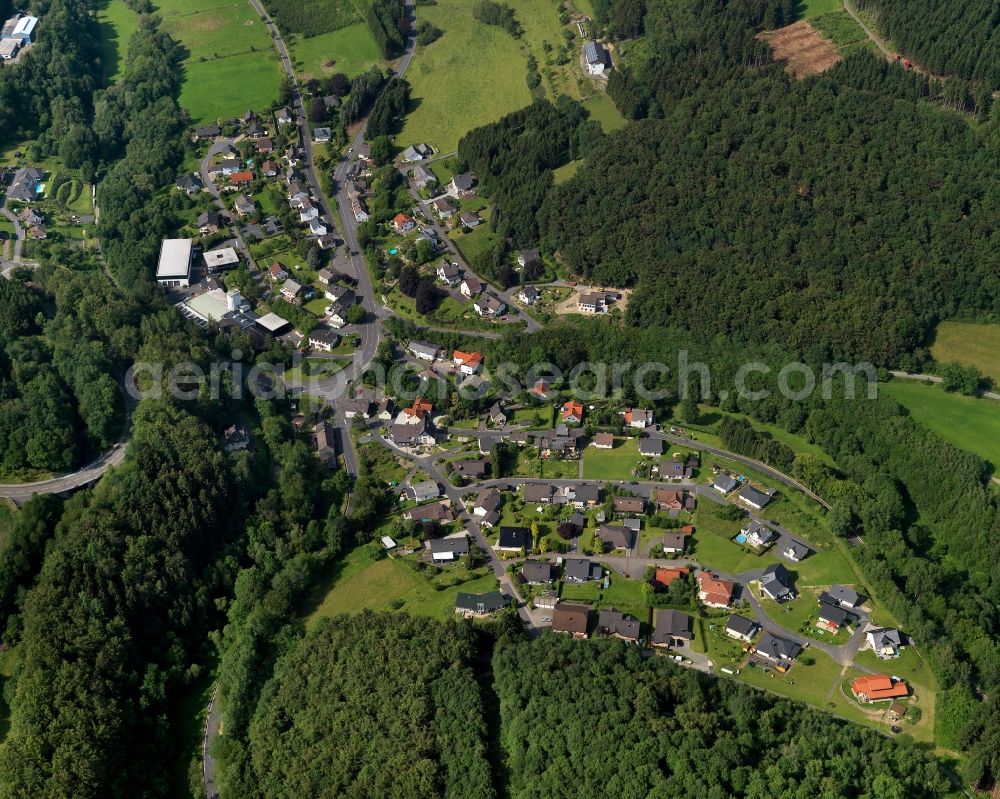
[[287, 23, 381, 81], [930, 321, 1000, 383], [758, 20, 840, 78], [157, 0, 283, 123], [881, 380, 1000, 472], [96, 0, 141, 82]]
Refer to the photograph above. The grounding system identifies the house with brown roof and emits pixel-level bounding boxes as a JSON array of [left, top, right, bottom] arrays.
[[612, 496, 644, 514], [592, 432, 614, 449], [654, 489, 695, 512], [551, 604, 590, 638], [596, 608, 640, 643]]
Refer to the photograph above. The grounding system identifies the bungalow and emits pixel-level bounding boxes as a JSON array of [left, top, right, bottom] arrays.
[[612, 496, 644, 514], [866, 627, 903, 659], [455, 591, 509, 618], [780, 539, 810, 563], [281, 278, 303, 302], [577, 291, 610, 314], [753, 631, 802, 668], [740, 520, 776, 550], [551, 604, 590, 639], [432, 196, 457, 219], [624, 407, 653, 429], [313, 421, 337, 467], [436, 261, 461, 286], [392, 212, 416, 234], [592, 432, 614, 449], [759, 563, 795, 602], [654, 566, 688, 588], [175, 173, 204, 195], [522, 560, 554, 585], [452, 458, 488, 480], [377, 397, 395, 421], [825, 584, 861, 609], [402, 143, 433, 162], [661, 532, 687, 555], [408, 340, 442, 362], [405, 501, 451, 523], [447, 173, 477, 199], [738, 485, 773, 510], [233, 193, 255, 217], [496, 526, 531, 552], [596, 525, 635, 552], [713, 474, 739, 494], [639, 437, 663, 458], [473, 488, 502, 517], [229, 170, 254, 187], [524, 484, 554, 504], [459, 210, 480, 228], [246, 122, 266, 138], [817, 601, 849, 633], [698, 572, 735, 608], [851, 674, 908, 703], [268, 262, 288, 281], [452, 350, 482, 375], [517, 285, 539, 305], [318, 233, 338, 251], [197, 209, 223, 235], [597, 608, 640, 644], [192, 124, 221, 141], [651, 609, 693, 648], [654, 489, 694, 512], [488, 401, 507, 427], [460, 276, 484, 297], [28, 224, 46, 239], [473, 293, 506, 317], [308, 328, 339, 352], [479, 511, 500, 529], [563, 558, 603, 583], [725, 614, 760, 643], [408, 480, 441, 502], [561, 400, 584, 424], [429, 534, 470, 563]]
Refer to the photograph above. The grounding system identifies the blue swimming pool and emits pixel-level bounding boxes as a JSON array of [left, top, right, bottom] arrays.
[[734, 533, 748, 544], [389, 247, 398, 255]]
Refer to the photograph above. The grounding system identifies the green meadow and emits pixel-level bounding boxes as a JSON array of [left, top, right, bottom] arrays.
[[287, 23, 382, 81], [930, 321, 1000, 383]]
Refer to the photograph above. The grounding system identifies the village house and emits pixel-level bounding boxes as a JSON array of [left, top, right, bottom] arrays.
[[596, 525, 635, 552], [781, 539, 810, 563], [524, 483, 554, 504], [455, 591, 509, 618], [460, 276, 484, 297], [551, 604, 590, 638], [473, 293, 506, 318], [866, 627, 904, 659], [521, 560, 554, 585], [452, 458, 488, 480], [698, 572, 735, 608], [459, 210, 481, 228], [639, 437, 663, 458], [432, 196, 457, 219], [517, 285, 539, 305], [473, 488, 502, 517], [430, 535, 470, 563], [392, 212, 416, 234], [725, 614, 760, 643], [412, 165, 438, 189], [307, 328, 339, 353], [496, 526, 531, 553], [612, 496, 644, 515], [563, 558, 603, 583], [738, 484, 774, 510], [584, 40, 610, 75], [624, 407, 653, 428], [654, 566, 688, 588], [437, 261, 461, 286], [222, 425, 250, 453], [488, 401, 507, 427], [452, 350, 483, 375], [654, 489, 695, 512], [198, 209, 223, 235], [268, 262, 288, 281], [740, 520, 776, 550], [233, 194, 255, 218], [407, 480, 441, 503], [405, 501, 452, 523], [313, 421, 337, 468], [175, 173, 204, 195], [280, 278, 303, 303], [753, 631, 802, 670], [517, 249, 541, 270], [713, 473, 740, 494], [661, 532, 687, 555], [596, 608, 640, 644], [592, 432, 614, 450], [560, 400, 584, 424], [817, 601, 849, 633], [408, 341, 442, 362], [759, 562, 795, 602], [851, 675, 908, 703], [447, 173, 477, 199], [651, 610, 693, 648], [261, 159, 279, 178]]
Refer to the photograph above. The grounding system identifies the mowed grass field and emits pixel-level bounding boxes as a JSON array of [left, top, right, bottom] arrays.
[[287, 23, 381, 81], [399, 0, 531, 153], [96, 0, 141, 82], [157, 0, 283, 123], [881, 379, 1000, 471], [930, 321, 1000, 383], [795, 0, 842, 18]]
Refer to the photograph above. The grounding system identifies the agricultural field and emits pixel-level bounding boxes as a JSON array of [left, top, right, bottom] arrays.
[[881, 379, 1000, 471], [157, 0, 284, 124], [96, 0, 141, 82], [930, 321, 1000, 383], [301, 544, 498, 626], [286, 23, 382, 81]]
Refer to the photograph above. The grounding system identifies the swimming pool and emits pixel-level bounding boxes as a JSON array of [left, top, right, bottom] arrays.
[[734, 533, 748, 544], [389, 247, 398, 255]]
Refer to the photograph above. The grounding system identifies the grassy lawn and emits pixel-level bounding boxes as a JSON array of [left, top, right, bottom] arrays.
[[689, 514, 779, 575], [582, 92, 627, 133], [399, 0, 531, 153], [514, 450, 579, 479], [930, 321, 1000, 383], [284, 358, 347, 382], [553, 159, 583, 184], [881, 379, 1000, 471], [512, 406, 554, 428], [158, 0, 284, 123], [357, 442, 412, 485], [795, 0, 842, 18], [559, 572, 650, 622], [97, 0, 140, 82], [302, 545, 498, 626], [450, 220, 500, 269], [581, 436, 640, 480], [287, 23, 382, 81]]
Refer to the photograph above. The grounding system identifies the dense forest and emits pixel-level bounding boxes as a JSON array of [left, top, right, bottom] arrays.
[[367, 0, 408, 59], [0, 269, 126, 475], [857, 0, 1000, 88], [495, 635, 951, 798], [237, 614, 494, 799]]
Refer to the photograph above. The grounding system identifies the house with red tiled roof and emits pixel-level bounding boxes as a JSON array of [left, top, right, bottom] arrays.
[[452, 350, 482, 375], [851, 675, 909, 703], [229, 170, 254, 186], [392, 212, 415, 234], [698, 572, 735, 608], [561, 400, 584, 424], [654, 566, 688, 588]]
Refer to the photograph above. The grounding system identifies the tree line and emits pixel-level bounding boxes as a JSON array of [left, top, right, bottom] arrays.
[[368, 0, 409, 58]]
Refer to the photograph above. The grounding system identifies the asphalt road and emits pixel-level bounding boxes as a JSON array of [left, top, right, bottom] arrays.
[[198, 138, 259, 271]]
